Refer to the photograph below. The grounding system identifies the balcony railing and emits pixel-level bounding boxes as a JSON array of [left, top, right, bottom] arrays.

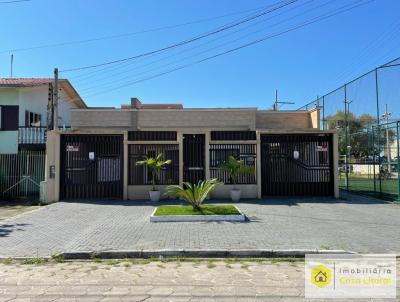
[[18, 127, 47, 144], [18, 126, 71, 144]]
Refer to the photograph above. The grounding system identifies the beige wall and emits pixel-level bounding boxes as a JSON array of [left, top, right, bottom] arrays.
[[71, 109, 133, 128], [211, 185, 258, 199], [71, 108, 317, 131], [309, 108, 320, 129], [127, 185, 170, 200], [256, 111, 312, 129], [137, 109, 257, 130]]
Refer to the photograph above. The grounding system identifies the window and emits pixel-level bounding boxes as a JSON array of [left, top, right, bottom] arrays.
[[0, 105, 19, 131], [209, 144, 256, 184], [128, 144, 179, 185], [25, 110, 41, 127]]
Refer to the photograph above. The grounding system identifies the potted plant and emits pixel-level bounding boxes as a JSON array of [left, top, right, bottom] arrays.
[[165, 179, 221, 210], [220, 155, 255, 202], [136, 154, 171, 202]]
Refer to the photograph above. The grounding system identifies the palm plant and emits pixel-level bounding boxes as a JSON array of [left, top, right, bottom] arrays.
[[220, 156, 255, 189], [136, 154, 171, 191], [165, 178, 221, 210]]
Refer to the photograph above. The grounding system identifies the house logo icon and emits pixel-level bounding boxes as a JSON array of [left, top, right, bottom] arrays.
[[310, 265, 331, 288]]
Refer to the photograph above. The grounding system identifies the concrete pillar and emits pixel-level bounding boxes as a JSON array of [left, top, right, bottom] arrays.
[[178, 132, 183, 184], [43, 130, 60, 203], [256, 131, 262, 199], [123, 131, 128, 200], [205, 131, 210, 180]]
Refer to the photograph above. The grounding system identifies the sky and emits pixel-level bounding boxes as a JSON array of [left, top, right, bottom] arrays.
[[0, 0, 399, 111]]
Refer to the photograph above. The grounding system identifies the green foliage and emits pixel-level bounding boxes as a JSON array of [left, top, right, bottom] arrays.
[[220, 156, 255, 187], [154, 204, 240, 216], [136, 153, 172, 190], [51, 253, 65, 263], [325, 111, 395, 159], [21, 257, 47, 265], [165, 179, 221, 210]]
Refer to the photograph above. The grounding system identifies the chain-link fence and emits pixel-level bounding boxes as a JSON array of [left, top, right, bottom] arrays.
[[298, 57, 400, 201]]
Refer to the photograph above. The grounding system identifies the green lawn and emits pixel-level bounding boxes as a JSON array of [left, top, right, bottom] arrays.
[[339, 176, 399, 200], [154, 205, 241, 216]]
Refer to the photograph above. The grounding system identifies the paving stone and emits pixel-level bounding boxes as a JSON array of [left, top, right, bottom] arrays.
[[1, 195, 400, 257], [0, 260, 399, 301]]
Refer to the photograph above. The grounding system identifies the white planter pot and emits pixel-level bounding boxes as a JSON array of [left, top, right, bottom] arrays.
[[149, 190, 161, 202], [230, 189, 241, 202]]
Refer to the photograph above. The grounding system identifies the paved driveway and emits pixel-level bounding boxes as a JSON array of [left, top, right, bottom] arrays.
[[0, 194, 399, 257]]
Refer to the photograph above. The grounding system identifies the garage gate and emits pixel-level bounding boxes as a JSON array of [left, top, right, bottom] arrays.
[[60, 135, 123, 199], [261, 134, 334, 196]]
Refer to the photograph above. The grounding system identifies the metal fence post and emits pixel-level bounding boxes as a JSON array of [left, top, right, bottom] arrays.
[[375, 68, 382, 197], [344, 84, 349, 191], [322, 96, 325, 130], [397, 121, 400, 201]]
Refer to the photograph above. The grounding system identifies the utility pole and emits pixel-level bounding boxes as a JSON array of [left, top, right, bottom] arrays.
[[382, 104, 392, 173], [10, 54, 13, 78], [272, 89, 294, 110], [53, 68, 59, 129]]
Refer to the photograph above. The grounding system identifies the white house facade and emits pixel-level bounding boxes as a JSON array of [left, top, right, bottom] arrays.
[[0, 78, 86, 154]]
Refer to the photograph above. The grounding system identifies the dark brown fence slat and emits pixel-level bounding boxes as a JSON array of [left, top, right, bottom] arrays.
[[60, 135, 123, 199], [211, 131, 256, 141], [128, 131, 177, 141], [261, 134, 334, 196], [209, 144, 256, 184], [128, 144, 179, 185]]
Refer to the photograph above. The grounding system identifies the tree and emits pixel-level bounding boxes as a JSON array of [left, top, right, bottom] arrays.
[[219, 156, 254, 189], [136, 154, 171, 191], [165, 179, 221, 210], [325, 110, 394, 160]]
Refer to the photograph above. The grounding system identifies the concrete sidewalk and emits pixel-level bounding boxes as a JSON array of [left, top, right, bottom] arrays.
[[1, 259, 398, 301]]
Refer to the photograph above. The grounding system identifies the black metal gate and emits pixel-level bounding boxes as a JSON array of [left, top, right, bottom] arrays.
[[261, 134, 334, 196], [183, 134, 205, 183], [60, 135, 123, 199]]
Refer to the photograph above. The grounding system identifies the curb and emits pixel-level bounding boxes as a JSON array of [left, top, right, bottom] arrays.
[[58, 249, 356, 260]]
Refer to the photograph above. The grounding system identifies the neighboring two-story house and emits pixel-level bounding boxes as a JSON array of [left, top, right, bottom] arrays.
[[0, 78, 86, 154]]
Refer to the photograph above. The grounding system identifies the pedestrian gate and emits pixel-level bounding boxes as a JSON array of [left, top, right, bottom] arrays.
[[60, 135, 123, 199], [183, 134, 205, 183], [261, 134, 334, 196]]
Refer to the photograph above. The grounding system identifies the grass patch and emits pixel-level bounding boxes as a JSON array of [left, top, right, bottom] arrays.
[[21, 257, 47, 265], [207, 261, 216, 268], [154, 205, 240, 216]]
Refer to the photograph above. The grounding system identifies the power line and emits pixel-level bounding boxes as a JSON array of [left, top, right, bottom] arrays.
[[74, 0, 317, 87], [0, 0, 30, 3], [77, 0, 334, 93], [60, 0, 298, 72], [81, 0, 374, 98], [0, 3, 273, 54]]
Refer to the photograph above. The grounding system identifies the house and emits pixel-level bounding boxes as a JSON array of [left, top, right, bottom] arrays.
[[43, 98, 339, 202], [0, 78, 86, 154]]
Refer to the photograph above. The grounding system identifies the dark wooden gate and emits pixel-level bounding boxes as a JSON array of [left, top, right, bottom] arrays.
[[183, 134, 205, 183], [261, 134, 334, 196], [60, 135, 123, 199]]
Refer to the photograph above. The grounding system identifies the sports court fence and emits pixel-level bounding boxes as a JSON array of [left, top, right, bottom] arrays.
[[298, 57, 400, 201]]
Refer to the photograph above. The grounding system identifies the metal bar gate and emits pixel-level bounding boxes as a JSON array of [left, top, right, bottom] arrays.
[[183, 134, 205, 183], [60, 135, 123, 199], [261, 134, 334, 196]]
